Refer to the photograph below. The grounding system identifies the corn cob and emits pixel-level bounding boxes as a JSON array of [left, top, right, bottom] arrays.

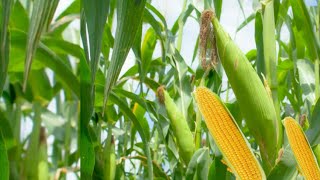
[[283, 117, 320, 179], [206, 10, 282, 173], [157, 86, 195, 164], [195, 87, 266, 179]]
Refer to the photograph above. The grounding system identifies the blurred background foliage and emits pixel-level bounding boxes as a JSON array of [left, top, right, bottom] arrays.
[[0, 0, 319, 179]]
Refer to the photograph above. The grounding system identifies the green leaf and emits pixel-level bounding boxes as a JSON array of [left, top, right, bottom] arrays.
[[290, 0, 319, 61], [125, 155, 169, 179], [307, 98, 320, 146], [0, 131, 9, 180], [171, 4, 200, 35], [208, 156, 228, 179], [213, 0, 223, 20], [23, 0, 60, 90], [0, 110, 15, 149], [10, 1, 29, 32], [109, 92, 150, 142], [103, 0, 147, 112], [82, 0, 109, 79], [0, 0, 12, 95], [236, 13, 255, 32], [171, 50, 192, 120], [141, 28, 157, 81], [296, 59, 316, 104], [255, 11, 265, 80], [29, 70, 53, 104], [267, 146, 297, 179], [186, 148, 211, 180]]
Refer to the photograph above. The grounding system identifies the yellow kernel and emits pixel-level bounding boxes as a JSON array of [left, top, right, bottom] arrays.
[[195, 87, 265, 179], [283, 117, 320, 180]]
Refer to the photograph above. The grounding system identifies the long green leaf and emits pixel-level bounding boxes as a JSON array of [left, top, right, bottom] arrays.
[[82, 0, 109, 79], [255, 11, 265, 80], [0, 0, 12, 95], [109, 92, 153, 179], [10, 30, 80, 97], [296, 59, 316, 104], [267, 146, 297, 179], [23, 0, 59, 90], [290, 0, 319, 61], [236, 13, 255, 32], [0, 131, 9, 180], [103, 0, 147, 113], [213, 0, 223, 20], [307, 98, 320, 145], [80, 1, 109, 178]]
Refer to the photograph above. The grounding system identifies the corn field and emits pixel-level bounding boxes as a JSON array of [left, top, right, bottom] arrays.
[[1, 0, 320, 179]]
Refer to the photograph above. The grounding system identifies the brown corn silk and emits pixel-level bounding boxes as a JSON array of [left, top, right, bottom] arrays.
[[195, 87, 265, 179], [283, 117, 320, 179]]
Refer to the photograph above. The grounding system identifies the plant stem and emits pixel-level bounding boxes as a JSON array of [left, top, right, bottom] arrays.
[[263, 0, 282, 154], [195, 109, 202, 150]]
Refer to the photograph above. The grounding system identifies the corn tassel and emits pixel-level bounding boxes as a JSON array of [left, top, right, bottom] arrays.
[[195, 87, 266, 179], [157, 86, 195, 164], [283, 117, 320, 179], [205, 10, 281, 173]]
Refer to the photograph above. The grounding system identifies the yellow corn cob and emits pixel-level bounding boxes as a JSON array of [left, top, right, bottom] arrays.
[[194, 87, 265, 179], [283, 117, 320, 179]]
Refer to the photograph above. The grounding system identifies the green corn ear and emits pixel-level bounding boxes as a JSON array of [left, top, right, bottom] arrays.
[[205, 10, 282, 173], [157, 86, 195, 164]]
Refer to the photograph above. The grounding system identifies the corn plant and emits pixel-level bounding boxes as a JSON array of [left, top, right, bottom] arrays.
[[0, 0, 320, 179]]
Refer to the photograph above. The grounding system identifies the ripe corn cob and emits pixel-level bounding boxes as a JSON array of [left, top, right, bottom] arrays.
[[283, 117, 320, 179], [195, 87, 266, 179], [157, 86, 195, 164], [207, 10, 282, 173]]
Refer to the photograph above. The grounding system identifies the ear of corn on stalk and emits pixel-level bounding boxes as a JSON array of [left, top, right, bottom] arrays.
[[205, 10, 281, 173], [283, 117, 320, 179], [157, 86, 195, 164], [195, 87, 266, 179]]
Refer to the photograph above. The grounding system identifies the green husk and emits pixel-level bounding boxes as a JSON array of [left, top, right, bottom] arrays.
[[157, 86, 195, 164], [208, 11, 281, 173]]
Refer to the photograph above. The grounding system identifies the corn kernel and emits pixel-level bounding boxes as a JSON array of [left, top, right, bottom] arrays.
[[195, 87, 265, 179], [283, 117, 320, 180]]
